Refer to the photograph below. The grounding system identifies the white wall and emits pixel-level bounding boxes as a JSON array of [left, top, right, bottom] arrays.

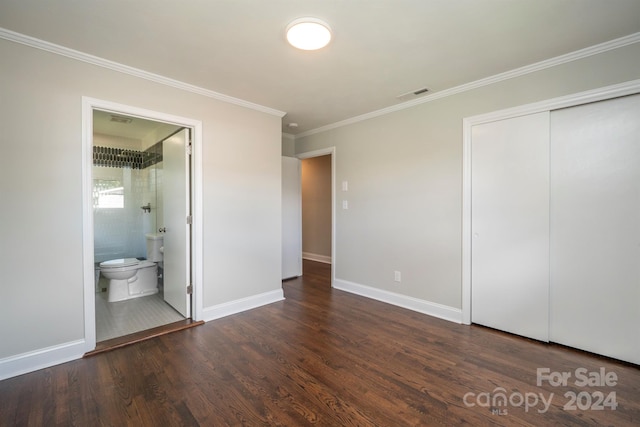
[[281, 133, 296, 157], [295, 42, 640, 313], [0, 38, 282, 364]]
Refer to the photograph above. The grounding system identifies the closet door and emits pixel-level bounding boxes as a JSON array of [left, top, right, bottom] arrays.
[[550, 94, 640, 365], [471, 112, 550, 341]]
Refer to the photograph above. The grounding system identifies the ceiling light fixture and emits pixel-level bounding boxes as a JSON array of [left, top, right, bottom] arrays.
[[286, 18, 332, 50]]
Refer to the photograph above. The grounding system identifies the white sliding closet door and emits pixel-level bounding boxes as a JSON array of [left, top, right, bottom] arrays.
[[471, 112, 550, 341], [550, 94, 640, 365]]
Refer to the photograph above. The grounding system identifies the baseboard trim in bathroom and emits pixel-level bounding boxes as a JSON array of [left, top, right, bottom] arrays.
[[84, 319, 204, 357]]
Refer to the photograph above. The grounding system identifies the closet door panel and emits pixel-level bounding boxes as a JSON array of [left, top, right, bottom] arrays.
[[550, 94, 640, 365], [471, 112, 550, 342]]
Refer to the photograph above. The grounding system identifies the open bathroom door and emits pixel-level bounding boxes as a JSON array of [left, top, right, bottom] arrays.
[[162, 128, 191, 318]]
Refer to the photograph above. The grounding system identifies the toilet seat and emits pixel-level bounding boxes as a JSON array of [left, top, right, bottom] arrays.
[[100, 258, 140, 269]]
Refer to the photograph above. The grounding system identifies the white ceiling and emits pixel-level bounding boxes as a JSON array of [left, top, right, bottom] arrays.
[[93, 110, 182, 142], [1, 0, 640, 135]]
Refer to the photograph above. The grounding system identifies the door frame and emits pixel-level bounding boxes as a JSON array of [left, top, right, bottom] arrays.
[[81, 97, 204, 352], [297, 147, 336, 286], [461, 79, 640, 325]]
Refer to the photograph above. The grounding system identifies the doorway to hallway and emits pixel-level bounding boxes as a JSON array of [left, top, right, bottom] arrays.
[[297, 147, 335, 284]]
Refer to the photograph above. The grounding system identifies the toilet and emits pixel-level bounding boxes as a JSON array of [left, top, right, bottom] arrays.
[[99, 233, 163, 302]]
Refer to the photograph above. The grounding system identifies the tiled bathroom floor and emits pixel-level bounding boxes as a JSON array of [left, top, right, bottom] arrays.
[[95, 291, 185, 342]]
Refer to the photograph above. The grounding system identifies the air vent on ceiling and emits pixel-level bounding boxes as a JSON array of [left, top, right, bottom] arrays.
[[396, 87, 430, 102], [110, 115, 133, 124]]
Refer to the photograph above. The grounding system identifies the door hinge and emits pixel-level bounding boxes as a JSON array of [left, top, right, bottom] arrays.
[[186, 215, 192, 225], [187, 285, 193, 294], [186, 143, 192, 156]]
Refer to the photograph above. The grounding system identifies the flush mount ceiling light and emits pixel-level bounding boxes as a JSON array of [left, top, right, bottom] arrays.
[[286, 18, 332, 50]]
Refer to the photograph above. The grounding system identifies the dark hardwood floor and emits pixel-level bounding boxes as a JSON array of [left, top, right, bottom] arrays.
[[1, 260, 638, 426]]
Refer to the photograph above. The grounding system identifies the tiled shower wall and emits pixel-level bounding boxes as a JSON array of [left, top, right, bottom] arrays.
[[93, 164, 163, 263]]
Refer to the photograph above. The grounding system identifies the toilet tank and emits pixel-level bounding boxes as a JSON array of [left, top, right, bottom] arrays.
[[145, 233, 164, 262]]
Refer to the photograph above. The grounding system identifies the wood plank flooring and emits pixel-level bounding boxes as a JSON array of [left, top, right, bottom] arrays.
[[1, 260, 639, 426]]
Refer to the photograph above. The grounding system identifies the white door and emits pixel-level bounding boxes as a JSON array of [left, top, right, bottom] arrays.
[[162, 128, 191, 317], [471, 112, 550, 341], [550, 94, 640, 365], [282, 157, 302, 279]]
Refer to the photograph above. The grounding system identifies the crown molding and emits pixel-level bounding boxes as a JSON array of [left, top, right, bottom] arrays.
[[4, 25, 637, 133], [296, 32, 640, 139], [281, 132, 296, 140], [0, 27, 286, 118]]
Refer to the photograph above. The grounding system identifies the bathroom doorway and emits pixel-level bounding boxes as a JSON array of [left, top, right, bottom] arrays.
[[83, 99, 202, 351]]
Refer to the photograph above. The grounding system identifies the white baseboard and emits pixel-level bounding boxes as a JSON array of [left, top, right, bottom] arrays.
[[201, 289, 285, 322], [302, 252, 332, 264], [333, 278, 462, 324], [0, 339, 86, 381]]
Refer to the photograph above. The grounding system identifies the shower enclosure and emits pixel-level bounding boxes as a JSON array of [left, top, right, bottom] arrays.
[[92, 133, 165, 273]]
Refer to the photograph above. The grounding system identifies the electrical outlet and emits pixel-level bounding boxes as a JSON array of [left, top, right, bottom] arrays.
[[394, 271, 401, 282]]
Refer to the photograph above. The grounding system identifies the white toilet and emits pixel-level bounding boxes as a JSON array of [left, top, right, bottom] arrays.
[[99, 233, 163, 302]]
